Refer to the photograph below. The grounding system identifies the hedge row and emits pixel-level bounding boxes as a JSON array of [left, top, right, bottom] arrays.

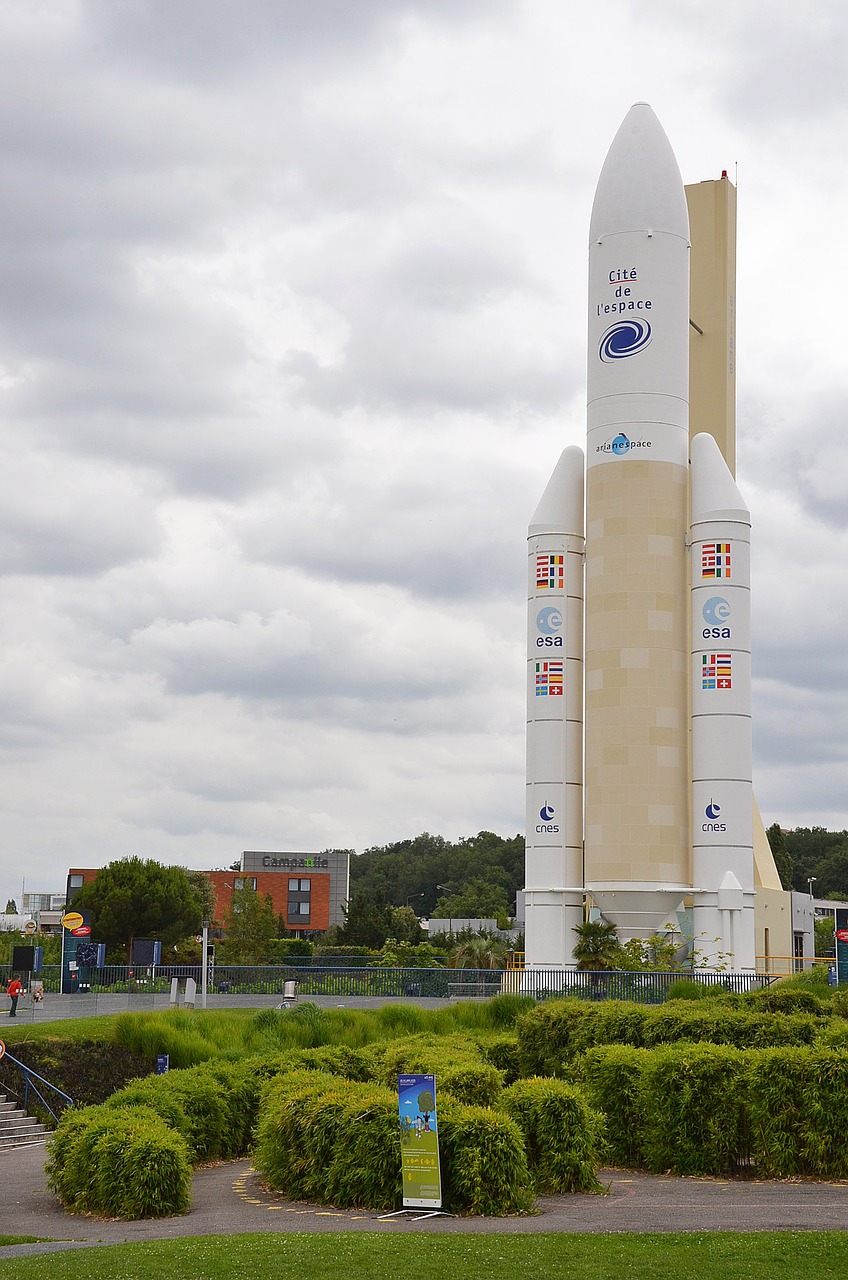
[[47, 1059, 261, 1218], [516, 998, 826, 1075], [575, 1042, 848, 1178]]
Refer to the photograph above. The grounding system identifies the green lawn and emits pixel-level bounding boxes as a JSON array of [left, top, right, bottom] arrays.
[[0, 1013, 122, 1046], [0, 1233, 845, 1279]]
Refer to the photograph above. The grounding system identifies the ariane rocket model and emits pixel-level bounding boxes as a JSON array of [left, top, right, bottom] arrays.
[[524, 103, 756, 971]]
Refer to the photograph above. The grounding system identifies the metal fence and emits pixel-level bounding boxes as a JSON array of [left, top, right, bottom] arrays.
[[0, 962, 769, 1005]]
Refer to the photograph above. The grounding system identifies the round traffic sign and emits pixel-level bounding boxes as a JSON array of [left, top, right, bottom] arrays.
[[0, 1041, 5, 1059], [24, 920, 37, 935]]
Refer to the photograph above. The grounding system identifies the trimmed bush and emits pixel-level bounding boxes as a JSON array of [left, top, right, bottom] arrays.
[[574, 1045, 648, 1168], [515, 1000, 588, 1076], [742, 987, 827, 1016], [103, 1079, 192, 1144], [747, 1046, 848, 1178], [253, 1070, 351, 1202], [161, 1067, 232, 1161], [370, 1033, 504, 1104], [437, 1101, 534, 1215], [830, 988, 848, 1018], [324, 1092, 403, 1208], [102, 1058, 257, 1163], [642, 1005, 820, 1049], [516, 997, 822, 1076], [269, 1044, 379, 1083], [638, 1044, 749, 1175], [47, 1104, 192, 1218], [191, 1059, 260, 1157], [499, 1077, 604, 1193], [477, 1034, 522, 1084]]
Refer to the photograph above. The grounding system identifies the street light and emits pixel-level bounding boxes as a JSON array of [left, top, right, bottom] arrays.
[[406, 893, 425, 909]]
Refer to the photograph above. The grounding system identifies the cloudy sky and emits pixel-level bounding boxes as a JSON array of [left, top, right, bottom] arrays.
[[1, 0, 847, 900]]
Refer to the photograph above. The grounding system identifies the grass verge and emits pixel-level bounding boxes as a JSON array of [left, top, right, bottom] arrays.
[[0, 1232, 846, 1279]]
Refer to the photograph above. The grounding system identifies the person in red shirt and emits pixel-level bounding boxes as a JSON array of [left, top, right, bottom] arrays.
[[7, 976, 23, 1017]]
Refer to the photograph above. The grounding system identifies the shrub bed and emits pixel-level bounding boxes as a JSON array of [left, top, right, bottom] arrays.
[[253, 1069, 534, 1215]]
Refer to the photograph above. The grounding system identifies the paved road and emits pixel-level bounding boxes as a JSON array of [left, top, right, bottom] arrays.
[[3, 1142, 848, 1258]]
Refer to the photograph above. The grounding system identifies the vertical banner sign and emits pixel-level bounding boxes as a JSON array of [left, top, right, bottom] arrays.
[[60, 910, 91, 994], [398, 1074, 442, 1210]]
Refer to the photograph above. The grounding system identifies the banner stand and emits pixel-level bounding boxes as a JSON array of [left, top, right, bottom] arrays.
[[377, 1208, 453, 1222], [396, 1073, 451, 1217]]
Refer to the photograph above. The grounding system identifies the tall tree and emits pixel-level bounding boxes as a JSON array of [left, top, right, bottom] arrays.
[[70, 857, 203, 960], [183, 869, 216, 924], [219, 886, 277, 964], [433, 878, 511, 922], [765, 823, 793, 890], [4, 900, 17, 914], [336, 889, 392, 949]]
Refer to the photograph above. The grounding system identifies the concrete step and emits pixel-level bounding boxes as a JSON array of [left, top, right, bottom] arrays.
[[0, 1102, 51, 1147]]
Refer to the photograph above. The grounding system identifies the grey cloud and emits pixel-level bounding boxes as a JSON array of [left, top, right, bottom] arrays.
[[0, 449, 163, 576], [87, 0, 515, 82]]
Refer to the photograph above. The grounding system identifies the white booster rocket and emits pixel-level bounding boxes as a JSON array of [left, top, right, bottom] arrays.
[[690, 431, 755, 968], [524, 447, 585, 968], [523, 103, 756, 971]]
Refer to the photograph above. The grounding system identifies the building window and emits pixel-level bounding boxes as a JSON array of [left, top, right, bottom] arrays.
[[234, 877, 257, 892], [287, 877, 311, 925]]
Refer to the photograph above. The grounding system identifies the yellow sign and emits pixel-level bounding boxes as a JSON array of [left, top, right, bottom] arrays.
[[24, 920, 37, 936], [61, 911, 84, 932]]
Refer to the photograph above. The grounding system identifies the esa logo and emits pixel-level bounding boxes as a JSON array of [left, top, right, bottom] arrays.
[[536, 803, 560, 834], [702, 800, 726, 833], [702, 596, 731, 640], [536, 606, 563, 647]]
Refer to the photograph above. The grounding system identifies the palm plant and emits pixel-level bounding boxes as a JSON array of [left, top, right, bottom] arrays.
[[572, 919, 621, 971], [449, 931, 509, 970]]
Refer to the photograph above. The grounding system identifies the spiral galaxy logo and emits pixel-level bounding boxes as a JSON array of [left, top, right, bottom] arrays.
[[599, 319, 652, 362]]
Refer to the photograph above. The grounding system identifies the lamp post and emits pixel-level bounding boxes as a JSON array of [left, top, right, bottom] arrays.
[[201, 920, 209, 1009], [435, 886, 454, 937]]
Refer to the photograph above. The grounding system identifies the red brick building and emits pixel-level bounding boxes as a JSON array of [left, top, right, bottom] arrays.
[[66, 850, 349, 938]]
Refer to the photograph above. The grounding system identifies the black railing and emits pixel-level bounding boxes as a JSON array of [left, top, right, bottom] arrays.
[[0, 963, 768, 1003]]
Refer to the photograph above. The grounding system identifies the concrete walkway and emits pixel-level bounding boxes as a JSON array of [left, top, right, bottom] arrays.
[[3, 1142, 848, 1258]]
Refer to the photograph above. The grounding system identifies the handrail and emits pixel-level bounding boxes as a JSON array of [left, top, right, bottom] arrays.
[[1, 1048, 74, 1124]]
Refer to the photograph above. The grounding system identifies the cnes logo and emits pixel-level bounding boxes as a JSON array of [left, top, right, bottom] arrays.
[[536, 803, 559, 834]]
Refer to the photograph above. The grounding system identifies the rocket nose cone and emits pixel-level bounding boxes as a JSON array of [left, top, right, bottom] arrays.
[[690, 432, 750, 523], [589, 103, 689, 242], [529, 445, 584, 537]]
